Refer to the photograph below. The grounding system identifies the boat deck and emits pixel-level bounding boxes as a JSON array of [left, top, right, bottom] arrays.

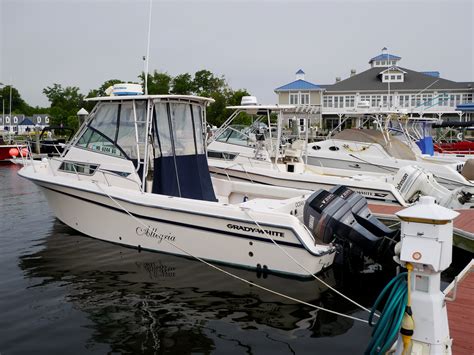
[[444, 260, 474, 355], [368, 204, 474, 252]]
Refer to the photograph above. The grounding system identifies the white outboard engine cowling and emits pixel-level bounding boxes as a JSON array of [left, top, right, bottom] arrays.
[[389, 165, 473, 209]]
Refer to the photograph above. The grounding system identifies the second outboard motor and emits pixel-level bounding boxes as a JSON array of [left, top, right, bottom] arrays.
[[329, 185, 398, 240], [303, 189, 384, 257]]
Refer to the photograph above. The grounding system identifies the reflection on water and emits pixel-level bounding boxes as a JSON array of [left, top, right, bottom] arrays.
[[19, 220, 367, 353], [2, 164, 470, 354]]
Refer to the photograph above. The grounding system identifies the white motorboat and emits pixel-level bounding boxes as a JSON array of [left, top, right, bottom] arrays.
[[306, 127, 472, 190], [207, 100, 474, 209], [19, 85, 337, 277]]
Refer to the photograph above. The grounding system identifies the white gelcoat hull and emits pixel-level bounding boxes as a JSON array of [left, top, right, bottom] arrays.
[[208, 160, 405, 206], [21, 167, 335, 278], [306, 139, 471, 190]]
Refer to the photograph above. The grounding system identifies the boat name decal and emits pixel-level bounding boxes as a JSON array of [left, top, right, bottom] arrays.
[[226, 223, 284, 238], [136, 226, 176, 243]]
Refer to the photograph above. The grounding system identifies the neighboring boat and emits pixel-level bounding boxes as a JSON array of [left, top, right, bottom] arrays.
[[207, 100, 474, 209], [9, 126, 75, 165], [305, 128, 472, 190], [19, 85, 338, 277], [0, 134, 26, 162]]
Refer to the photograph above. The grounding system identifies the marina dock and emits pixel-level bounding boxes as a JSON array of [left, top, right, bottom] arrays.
[[368, 204, 474, 253], [444, 260, 474, 355]]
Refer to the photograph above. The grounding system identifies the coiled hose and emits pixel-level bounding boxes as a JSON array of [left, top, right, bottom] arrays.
[[365, 272, 408, 355]]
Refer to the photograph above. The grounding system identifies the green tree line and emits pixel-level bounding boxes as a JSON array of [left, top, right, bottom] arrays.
[[2, 69, 250, 131]]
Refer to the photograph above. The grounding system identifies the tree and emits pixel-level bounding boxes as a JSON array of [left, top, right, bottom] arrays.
[[0, 85, 33, 115], [43, 84, 84, 127], [171, 73, 193, 95], [226, 89, 251, 125], [139, 71, 172, 94], [192, 70, 226, 96]]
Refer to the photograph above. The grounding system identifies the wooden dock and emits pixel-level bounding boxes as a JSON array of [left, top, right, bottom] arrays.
[[368, 204, 474, 253], [444, 260, 474, 355]]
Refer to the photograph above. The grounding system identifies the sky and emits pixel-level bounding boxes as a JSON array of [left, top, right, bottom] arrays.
[[0, 0, 473, 108]]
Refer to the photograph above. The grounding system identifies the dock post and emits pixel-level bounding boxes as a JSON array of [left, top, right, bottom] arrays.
[[394, 196, 459, 354]]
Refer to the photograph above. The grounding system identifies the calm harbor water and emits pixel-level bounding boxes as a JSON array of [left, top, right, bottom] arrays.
[[0, 164, 470, 354]]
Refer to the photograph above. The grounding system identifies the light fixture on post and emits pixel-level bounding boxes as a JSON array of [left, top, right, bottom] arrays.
[[77, 108, 89, 126]]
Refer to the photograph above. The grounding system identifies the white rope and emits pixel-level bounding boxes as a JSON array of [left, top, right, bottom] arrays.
[[241, 208, 378, 317], [92, 181, 370, 324]]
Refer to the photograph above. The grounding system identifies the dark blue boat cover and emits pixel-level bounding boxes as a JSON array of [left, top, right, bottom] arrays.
[[152, 154, 217, 202]]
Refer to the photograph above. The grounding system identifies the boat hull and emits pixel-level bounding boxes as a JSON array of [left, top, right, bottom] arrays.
[[26, 176, 334, 278], [209, 163, 403, 206]]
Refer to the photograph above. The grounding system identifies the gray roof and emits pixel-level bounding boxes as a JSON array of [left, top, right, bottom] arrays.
[[324, 67, 474, 93]]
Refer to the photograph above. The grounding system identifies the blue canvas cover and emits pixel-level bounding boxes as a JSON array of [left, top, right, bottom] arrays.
[[416, 136, 434, 156], [152, 155, 217, 201]]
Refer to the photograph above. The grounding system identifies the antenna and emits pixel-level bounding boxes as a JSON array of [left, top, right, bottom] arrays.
[[144, 0, 153, 95]]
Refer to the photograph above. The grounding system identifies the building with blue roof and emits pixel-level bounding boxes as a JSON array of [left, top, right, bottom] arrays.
[[274, 49, 473, 133], [274, 69, 324, 133]]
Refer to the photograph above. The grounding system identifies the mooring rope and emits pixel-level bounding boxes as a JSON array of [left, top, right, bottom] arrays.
[[241, 208, 377, 317], [92, 181, 370, 324]]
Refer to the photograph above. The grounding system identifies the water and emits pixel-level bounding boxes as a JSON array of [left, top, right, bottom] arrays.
[[0, 164, 470, 354]]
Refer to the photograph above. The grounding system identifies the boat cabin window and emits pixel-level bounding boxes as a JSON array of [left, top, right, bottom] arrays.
[[153, 101, 205, 157], [59, 161, 99, 175]]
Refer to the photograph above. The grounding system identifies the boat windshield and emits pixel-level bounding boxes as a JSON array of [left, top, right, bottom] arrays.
[[216, 125, 257, 147], [74, 99, 207, 160], [75, 100, 147, 159]]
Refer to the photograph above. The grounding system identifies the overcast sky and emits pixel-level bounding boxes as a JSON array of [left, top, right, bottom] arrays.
[[1, 0, 473, 108]]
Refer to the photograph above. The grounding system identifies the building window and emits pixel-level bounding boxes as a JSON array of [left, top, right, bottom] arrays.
[[334, 96, 344, 108], [390, 75, 396, 80], [438, 94, 448, 106], [300, 93, 310, 105], [345, 96, 355, 107], [412, 95, 421, 107], [323, 96, 333, 108], [359, 95, 371, 106], [463, 94, 472, 103], [371, 95, 381, 107], [399, 95, 410, 107], [422, 94, 433, 106], [449, 94, 462, 107], [289, 93, 299, 105]]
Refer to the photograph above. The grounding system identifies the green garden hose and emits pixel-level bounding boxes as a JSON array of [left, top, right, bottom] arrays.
[[365, 272, 408, 355]]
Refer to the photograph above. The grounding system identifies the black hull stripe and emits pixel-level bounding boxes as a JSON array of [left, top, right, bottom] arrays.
[[40, 183, 325, 253]]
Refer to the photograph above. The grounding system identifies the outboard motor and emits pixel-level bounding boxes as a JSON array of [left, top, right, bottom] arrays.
[[303, 189, 384, 257], [329, 185, 398, 240], [303, 187, 399, 271]]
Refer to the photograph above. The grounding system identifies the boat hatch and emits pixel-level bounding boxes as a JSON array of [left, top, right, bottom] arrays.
[[71, 97, 217, 201]]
